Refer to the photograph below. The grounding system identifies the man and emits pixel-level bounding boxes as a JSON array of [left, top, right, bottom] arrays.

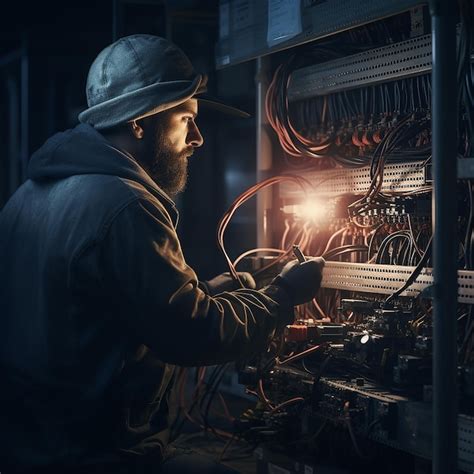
[[0, 35, 324, 473]]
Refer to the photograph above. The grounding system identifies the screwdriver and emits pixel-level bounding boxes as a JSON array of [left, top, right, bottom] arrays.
[[292, 244, 307, 263]]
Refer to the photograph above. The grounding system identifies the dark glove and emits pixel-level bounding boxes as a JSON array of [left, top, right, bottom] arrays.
[[202, 271, 256, 295], [271, 257, 325, 306]]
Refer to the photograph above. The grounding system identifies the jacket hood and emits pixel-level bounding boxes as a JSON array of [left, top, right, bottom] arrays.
[[27, 123, 177, 213]]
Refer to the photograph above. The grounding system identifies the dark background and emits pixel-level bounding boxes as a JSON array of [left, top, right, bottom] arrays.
[[0, 0, 258, 280]]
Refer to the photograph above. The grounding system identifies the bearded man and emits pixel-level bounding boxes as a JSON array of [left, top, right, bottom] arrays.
[[0, 35, 324, 474]]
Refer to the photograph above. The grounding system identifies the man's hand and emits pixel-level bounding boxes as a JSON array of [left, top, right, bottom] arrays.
[[271, 257, 325, 306], [202, 271, 256, 295]]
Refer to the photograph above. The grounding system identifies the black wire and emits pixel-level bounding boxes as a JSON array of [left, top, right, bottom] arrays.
[[376, 232, 411, 264], [464, 182, 473, 269], [171, 365, 226, 440], [301, 359, 318, 375], [384, 236, 433, 306], [323, 245, 369, 260], [202, 365, 229, 432], [313, 354, 333, 385]]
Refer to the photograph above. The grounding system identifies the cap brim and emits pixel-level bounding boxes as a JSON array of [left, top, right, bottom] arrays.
[[197, 95, 251, 119], [79, 76, 203, 129]]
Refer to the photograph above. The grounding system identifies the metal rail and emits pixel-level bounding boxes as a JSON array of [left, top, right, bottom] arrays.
[[321, 262, 474, 304], [288, 34, 433, 101], [279, 160, 428, 198], [430, 1, 459, 472]]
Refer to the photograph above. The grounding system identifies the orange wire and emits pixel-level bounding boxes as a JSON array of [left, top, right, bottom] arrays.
[[217, 175, 313, 283]]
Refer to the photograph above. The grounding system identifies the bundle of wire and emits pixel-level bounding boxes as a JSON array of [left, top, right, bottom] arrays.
[[266, 58, 332, 160], [458, 0, 474, 158], [216, 168, 434, 318], [170, 365, 235, 442], [457, 0, 474, 365], [347, 115, 432, 222], [458, 0, 474, 271], [216, 174, 313, 286], [266, 55, 433, 168]]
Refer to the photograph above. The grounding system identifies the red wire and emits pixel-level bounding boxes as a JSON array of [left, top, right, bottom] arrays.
[[277, 343, 325, 366], [257, 379, 274, 410], [269, 397, 305, 414]]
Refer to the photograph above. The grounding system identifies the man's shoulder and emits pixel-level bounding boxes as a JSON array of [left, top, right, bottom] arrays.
[[65, 174, 175, 224], [25, 173, 163, 229], [64, 173, 154, 204]]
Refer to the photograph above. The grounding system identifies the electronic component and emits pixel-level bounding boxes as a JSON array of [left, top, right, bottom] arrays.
[[216, 1, 473, 471]]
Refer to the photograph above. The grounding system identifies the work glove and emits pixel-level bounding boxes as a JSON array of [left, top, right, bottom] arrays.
[[271, 257, 325, 306], [201, 271, 256, 295]]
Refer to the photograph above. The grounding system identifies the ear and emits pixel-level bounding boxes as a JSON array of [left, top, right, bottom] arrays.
[[131, 120, 144, 139]]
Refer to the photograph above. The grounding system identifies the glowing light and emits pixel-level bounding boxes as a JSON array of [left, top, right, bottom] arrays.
[[294, 196, 331, 222]]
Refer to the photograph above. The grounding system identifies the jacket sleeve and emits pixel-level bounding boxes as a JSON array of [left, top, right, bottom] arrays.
[[98, 196, 293, 366]]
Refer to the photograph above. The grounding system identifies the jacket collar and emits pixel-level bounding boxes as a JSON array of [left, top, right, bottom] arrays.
[[104, 143, 179, 227]]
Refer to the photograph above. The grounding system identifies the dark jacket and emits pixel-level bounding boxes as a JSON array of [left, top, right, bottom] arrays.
[[0, 124, 292, 470]]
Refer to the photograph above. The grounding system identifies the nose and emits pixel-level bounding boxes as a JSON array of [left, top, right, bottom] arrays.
[[187, 121, 204, 148]]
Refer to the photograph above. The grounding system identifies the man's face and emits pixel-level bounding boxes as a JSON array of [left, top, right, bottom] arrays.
[[142, 99, 203, 197]]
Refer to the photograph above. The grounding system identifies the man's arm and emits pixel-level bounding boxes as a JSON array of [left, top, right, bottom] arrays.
[[97, 196, 293, 366]]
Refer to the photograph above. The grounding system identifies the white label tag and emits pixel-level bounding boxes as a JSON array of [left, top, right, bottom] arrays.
[[219, 2, 230, 39], [232, 0, 254, 31], [267, 0, 302, 47]]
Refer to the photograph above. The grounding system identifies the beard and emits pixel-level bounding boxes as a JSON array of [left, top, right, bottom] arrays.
[[141, 125, 193, 198]]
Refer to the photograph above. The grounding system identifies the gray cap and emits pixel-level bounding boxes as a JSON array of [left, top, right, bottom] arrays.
[[78, 34, 248, 130]]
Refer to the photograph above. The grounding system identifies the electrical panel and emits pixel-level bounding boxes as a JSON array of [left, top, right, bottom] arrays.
[[216, 1, 474, 472], [216, 0, 424, 68]]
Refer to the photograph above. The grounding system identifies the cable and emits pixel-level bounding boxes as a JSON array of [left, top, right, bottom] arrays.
[[202, 365, 229, 434], [257, 379, 274, 410], [343, 401, 369, 459], [217, 175, 313, 285], [384, 235, 433, 306], [233, 248, 287, 269], [269, 397, 305, 414], [322, 245, 368, 260], [277, 344, 325, 366]]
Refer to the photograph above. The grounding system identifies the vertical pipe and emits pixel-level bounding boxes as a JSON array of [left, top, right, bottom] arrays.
[[165, 3, 173, 40], [112, 0, 120, 41], [20, 39, 29, 182], [46, 72, 56, 137], [430, 1, 458, 473], [6, 76, 20, 195], [256, 56, 273, 248]]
